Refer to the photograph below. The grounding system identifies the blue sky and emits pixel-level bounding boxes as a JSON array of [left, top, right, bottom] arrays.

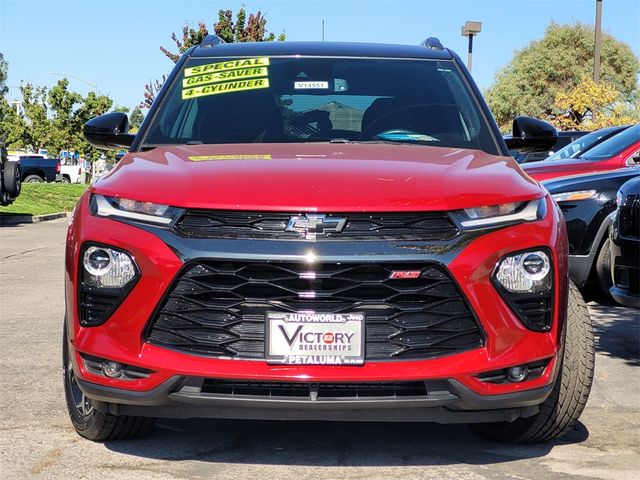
[[1, 0, 638, 111]]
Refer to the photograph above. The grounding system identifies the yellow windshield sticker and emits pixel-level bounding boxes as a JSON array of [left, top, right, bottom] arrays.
[[184, 57, 270, 77], [182, 78, 270, 100], [189, 154, 272, 161], [182, 66, 269, 88]]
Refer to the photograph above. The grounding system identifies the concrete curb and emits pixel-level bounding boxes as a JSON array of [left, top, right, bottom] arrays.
[[0, 212, 69, 226]]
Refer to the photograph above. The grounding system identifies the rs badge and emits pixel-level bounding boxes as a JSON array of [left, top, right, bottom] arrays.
[[389, 271, 421, 279]]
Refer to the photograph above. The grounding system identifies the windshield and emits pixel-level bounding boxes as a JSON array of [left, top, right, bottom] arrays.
[[548, 127, 625, 161], [581, 124, 640, 161], [141, 56, 499, 154]]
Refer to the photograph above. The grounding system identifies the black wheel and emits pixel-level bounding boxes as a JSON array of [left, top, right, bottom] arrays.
[[595, 238, 614, 302], [63, 325, 155, 441], [470, 282, 595, 443], [3, 161, 21, 195], [24, 174, 44, 183], [59, 175, 71, 184], [581, 238, 614, 304]]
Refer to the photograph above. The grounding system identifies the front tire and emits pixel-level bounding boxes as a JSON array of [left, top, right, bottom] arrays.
[[63, 325, 155, 441], [3, 161, 21, 196], [470, 282, 595, 443]]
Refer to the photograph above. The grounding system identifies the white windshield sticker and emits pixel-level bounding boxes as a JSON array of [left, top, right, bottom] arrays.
[[294, 81, 329, 90]]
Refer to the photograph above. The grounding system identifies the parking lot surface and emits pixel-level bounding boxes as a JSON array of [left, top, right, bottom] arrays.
[[1, 218, 638, 480]]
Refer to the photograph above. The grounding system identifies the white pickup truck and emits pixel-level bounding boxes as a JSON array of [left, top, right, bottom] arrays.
[[59, 163, 85, 183]]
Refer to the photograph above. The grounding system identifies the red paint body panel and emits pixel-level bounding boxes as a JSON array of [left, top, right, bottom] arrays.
[[93, 144, 541, 211], [524, 139, 640, 182], [66, 187, 567, 398]]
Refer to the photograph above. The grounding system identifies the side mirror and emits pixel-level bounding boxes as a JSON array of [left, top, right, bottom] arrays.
[[504, 116, 558, 153], [84, 112, 135, 150]]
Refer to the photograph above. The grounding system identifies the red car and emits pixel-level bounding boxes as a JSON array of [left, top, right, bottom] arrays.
[[64, 38, 594, 443], [524, 123, 640, 181]]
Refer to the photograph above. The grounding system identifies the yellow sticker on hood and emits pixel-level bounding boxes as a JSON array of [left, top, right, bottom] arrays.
[[182, 78, 269, 100], [182, 66, 269, 88], [184, 57, 270, 77], [189, 154, 272, 161]]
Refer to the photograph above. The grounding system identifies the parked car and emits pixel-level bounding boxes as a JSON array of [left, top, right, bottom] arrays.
[[547, 125, 629, 162], [544, 168, 640, 302], [8, 154, 61, 183], [1, 142, 21, 206], [524, 123, 640, 181], [60, 163, 85, 184], [63, 38, 594, 444], [513, 131, 588, 164], [609, 176, 640, 308]]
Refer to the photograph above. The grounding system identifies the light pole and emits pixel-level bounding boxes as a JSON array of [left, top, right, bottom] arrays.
[[593, 0, 602, 83], [47, 72, 98, 94], [461, 21, 482, 73]]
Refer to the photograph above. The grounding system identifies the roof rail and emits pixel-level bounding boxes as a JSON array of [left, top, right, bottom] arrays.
[[420, 37, 444, 50], [200, 34, 226, 48]]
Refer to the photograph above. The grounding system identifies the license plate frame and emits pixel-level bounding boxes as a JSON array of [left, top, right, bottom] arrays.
[[265, 311, 365, 365]]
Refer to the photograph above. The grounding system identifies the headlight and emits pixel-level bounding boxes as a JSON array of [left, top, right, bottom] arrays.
[[83, 246, 136, 288], [495, 250, 551, 293], [91, 194, 182, 225], [551, 190, 597, 202], [452, 198, 545, 229]]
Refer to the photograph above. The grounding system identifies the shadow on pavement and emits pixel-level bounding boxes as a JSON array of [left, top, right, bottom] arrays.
[[105, 418, 588, 466], [589, 303, 639, 366]]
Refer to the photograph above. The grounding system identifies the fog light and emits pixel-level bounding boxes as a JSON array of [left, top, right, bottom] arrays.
[[101, 361, 123, 378], [507, 365, 528, 383]]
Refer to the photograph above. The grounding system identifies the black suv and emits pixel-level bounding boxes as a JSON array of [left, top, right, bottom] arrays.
[[610, 176, 640, 307]]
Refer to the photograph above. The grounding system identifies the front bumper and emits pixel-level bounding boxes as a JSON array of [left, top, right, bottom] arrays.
[[78, 375, 551, 423], [65, 194, 568, 419], [610, 223, 640, 308]]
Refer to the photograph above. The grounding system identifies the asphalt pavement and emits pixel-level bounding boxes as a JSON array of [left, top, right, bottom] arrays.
[[1, 218, 638, 480]]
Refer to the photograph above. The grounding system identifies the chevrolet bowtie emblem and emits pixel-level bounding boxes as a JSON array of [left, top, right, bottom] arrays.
[[285, 214, 347, 240]]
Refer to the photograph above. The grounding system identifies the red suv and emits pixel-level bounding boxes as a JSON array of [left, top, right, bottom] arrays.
[[64, 38, 594, 443]]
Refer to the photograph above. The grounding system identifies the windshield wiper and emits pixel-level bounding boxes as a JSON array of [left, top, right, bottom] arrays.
[[329, 138, 432, 146]]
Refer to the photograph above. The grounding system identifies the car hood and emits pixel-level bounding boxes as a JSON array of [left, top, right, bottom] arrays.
[[93, 143, 542, 211], [542, 168, 639, 193]]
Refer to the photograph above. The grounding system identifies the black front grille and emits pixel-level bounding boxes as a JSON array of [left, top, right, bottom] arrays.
[[174, 210, 458, 241], [200, 379, 428, 399], [146, 261, 483, 361], [619, 194, 640, 238]]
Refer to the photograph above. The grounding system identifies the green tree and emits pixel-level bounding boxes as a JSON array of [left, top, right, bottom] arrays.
[[0, 52, 18, 145], [129, 106, 144, 131], [73, 90, 114, 160], [19, 83, 51, 152], [1, 76, 116, 160], [141, 8, 285, 108], [0, 52, 8, 96], [485, 22, 639, 129], [48, 79, 83, 154]]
